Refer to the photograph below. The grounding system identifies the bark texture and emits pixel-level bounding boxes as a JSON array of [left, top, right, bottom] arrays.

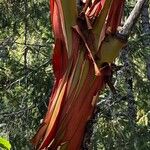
[[83, 0, 147, 148], [141, 0, 150, 80]]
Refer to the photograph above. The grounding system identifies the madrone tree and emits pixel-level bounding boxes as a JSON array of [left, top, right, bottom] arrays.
[[32, 0, 146, 149]]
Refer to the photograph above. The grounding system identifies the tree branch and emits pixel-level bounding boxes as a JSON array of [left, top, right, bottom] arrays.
[[24, 0, 29, 79], [119, 0, 146, 36], [6, 60, 51, 89]]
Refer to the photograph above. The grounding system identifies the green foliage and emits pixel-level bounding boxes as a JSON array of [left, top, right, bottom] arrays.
[[0, 0, 53, 149], [0, 137, 11, 150]]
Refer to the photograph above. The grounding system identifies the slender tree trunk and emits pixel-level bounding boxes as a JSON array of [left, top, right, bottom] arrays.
[[141, 1, 150, 80], [120, 46, 136, 125]]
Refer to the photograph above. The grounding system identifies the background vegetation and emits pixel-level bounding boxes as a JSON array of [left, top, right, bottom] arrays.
[[0, 0, 150, 149]]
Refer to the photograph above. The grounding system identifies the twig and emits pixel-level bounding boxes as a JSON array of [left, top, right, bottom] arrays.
[[14, 42, 52, 48], [0, 108, 30, 117], [6, 60, 51, 89]]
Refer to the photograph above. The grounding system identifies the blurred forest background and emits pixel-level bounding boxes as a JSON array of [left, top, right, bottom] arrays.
[[0, 0, 150, 149]]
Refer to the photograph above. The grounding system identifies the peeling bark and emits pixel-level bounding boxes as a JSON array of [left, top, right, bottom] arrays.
[[83, 0, 146, 148]]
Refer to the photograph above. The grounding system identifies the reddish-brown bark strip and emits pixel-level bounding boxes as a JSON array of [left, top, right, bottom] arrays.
[[31, 0, 127, 149]]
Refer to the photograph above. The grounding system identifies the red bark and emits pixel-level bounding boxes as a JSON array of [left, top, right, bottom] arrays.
[[32, 1, 125, 149]]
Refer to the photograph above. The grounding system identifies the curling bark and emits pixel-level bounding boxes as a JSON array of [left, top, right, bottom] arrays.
[[31, 0, 146, 149]]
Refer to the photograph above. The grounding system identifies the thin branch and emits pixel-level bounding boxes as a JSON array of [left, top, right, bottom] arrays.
[[0, 32, 24, 48], [6, 60, 51, 89], [24, 0, 29, 78], [120, 0, 146, 35], [14, 42, 52, 48], [0, 108, 29, 117]]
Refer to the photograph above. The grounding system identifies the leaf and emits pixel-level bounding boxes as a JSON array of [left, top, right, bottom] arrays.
[[0, 137, 11, 150]]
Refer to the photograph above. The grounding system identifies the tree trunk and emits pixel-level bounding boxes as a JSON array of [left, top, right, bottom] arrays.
[[31, 0, 146, 149], [141, 1, 150, 80]]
